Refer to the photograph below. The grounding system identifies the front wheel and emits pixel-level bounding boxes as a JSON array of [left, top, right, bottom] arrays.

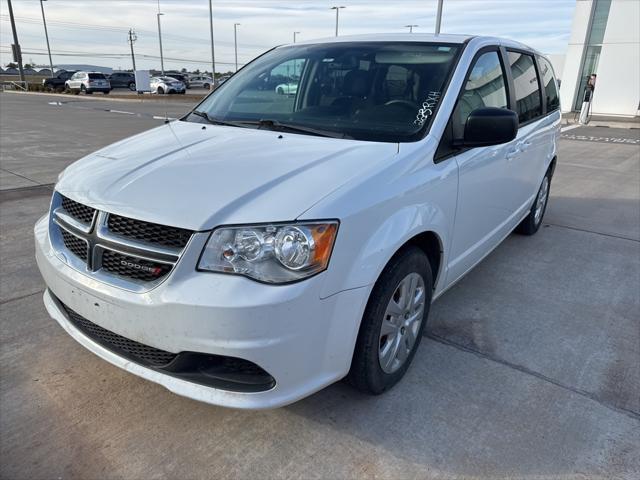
[[516, 170, 552, 235], [128, 82, 136, 91], [348, 246, 432, 394], [157, 87, 164, 95]]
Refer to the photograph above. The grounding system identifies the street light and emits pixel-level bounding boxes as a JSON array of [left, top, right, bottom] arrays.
[[208, 0, 216, 88], [156, 1, 165, 75], [293, 31, 300, 43], [405, 24, 418, 33], [330, 6, 345, 37], [234, 23, 240, 72], [435, 0, 443, 34], [39, 0, 54, 77]]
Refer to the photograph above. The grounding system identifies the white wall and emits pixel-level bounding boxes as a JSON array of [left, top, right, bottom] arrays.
[[559, 0, 593, 113], [560, 0, 640, 116], [590, 0, 640, 116]]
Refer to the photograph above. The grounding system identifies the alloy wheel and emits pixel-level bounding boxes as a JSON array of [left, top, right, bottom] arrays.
[[378, 272, 426, 374]]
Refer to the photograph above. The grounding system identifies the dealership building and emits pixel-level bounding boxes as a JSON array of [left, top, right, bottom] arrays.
[[559, 0, 639, 117]]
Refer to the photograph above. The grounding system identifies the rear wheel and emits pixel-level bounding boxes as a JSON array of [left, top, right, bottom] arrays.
[[103, 90, 110, 95], [203, 83, 210, 90], [128, 82, 136, 91], [348, 246, 432, 394], [277, 87, 285, 94], [157, 87, 164, 95], [516, 170, 552, 235]]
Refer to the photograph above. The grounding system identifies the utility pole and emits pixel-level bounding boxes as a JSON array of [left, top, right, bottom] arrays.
[[7, 0, 25, 84], [405, 24, 418, 33], [128, 29, 137, 72], [234, 23, 240, 72], [293, 31, 300, 43], [39, 0, 54, 77], [331, 6, 345, 37], [435, 0, 443, 34], [208, 0, 216, 87]]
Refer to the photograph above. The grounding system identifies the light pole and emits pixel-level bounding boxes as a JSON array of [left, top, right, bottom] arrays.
[[39, 0, 54, 77], [435, 0, 443, 34], [330, 6, 345, 37], [208, 0, 216, 87], [156, 1, 165, 75], [234, 23, 240, 72], [405, 24, 418, 33], [293, 31, 300, 43]]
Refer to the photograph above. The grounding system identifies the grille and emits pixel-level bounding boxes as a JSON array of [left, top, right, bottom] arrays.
[[60, 301, 177, 367], [61, 195, 95, 225], [60, 229, 88, 261], [101, 250, 172, 282], [107, 214, 192, 249]]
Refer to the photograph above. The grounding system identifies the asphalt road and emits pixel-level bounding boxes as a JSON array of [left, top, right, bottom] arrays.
[[1, 92, 639, 479]]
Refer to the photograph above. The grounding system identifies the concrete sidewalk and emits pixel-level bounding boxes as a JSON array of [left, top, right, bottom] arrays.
[[1, 93, 639, 479]]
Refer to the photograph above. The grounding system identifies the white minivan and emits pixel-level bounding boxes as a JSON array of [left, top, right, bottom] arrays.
[[35, 34, 560, 409]]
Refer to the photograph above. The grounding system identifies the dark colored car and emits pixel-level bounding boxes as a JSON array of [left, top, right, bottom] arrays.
[[108, 72, 136, 91], [165, 72, 190, 89], [42, 70, 77, 92]]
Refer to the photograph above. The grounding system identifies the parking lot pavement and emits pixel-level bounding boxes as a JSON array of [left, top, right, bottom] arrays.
[[1, 93, 639, 478]]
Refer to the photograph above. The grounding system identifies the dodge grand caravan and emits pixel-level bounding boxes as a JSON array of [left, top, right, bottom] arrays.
[[35, 34, 561, 409]]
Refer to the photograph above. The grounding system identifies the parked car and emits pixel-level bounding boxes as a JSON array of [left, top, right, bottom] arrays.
[[65, 71, 111, 94], [189, 75, 214, 89], [150, 76, 185, 94], [165, 72, 190, 89], [275, 82, 297, 95], [42, 70, 77, 92], [36, 34, 560, 409], [108, 72, 136, 91]]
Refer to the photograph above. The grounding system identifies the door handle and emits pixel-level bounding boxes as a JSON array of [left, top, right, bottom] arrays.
[[506, 148, 519, 160]]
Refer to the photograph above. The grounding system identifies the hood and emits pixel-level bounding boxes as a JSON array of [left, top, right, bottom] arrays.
[[56, 121, 398, 230]]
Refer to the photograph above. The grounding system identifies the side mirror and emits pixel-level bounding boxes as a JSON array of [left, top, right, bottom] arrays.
[[458, 107, 518, 148]]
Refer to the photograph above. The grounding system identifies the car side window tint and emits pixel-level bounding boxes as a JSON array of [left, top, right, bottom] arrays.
[[452, 50, 508, 139], [507, 51, 542, 123], [537, 56, 559, 113]]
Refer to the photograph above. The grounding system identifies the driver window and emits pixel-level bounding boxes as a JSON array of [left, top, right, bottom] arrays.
[[452, 51, 507, 139]]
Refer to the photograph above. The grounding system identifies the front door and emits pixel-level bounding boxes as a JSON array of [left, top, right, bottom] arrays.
[[445, 49, 520, 285]]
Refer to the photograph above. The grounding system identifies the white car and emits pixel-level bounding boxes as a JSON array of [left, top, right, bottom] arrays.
[[65, 71, 111, 95], [189, 76, 214, 89], [35, 34, 560, 409], [275, 82, 297, 95], [150, 76, 185, 94]]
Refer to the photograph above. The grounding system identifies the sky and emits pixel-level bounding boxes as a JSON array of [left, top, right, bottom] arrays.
[[1, 0, 576, 73]]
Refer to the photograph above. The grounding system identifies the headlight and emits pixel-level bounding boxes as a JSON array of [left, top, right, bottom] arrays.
[[198, 221, 338, 284]]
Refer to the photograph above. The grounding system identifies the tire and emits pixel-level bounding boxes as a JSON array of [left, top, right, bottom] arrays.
[[80, 85, 86, 94], [516, 169, 552, 235], [277, 87, 284, 95], [348, 246, 433, 394], [203, 83, 210, 90], [157, 87, 164, 95], [103, 90, 110, 95], [128, 82, 136, 91]]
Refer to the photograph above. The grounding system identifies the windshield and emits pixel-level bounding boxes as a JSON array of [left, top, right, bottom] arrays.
[[88, 73, 106, 79], [188, 42, 461, 142]]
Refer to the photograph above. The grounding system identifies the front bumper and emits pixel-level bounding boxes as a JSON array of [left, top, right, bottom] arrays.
[[35, 215, 369, 409]]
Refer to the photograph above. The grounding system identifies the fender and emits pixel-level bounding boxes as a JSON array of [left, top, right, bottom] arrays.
[[300, 138, 459, 300]]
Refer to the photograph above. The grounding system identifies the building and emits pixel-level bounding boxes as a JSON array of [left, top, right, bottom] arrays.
[[560, 0, 640, 117]]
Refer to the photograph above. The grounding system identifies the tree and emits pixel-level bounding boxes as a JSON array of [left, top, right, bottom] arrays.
[[5, 62, 17, 69], [181, 67, 187, 73]]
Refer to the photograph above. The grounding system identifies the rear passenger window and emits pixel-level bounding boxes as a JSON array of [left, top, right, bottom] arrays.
[[452, 51, 508, 138], [507, 51, 542, 123], [537, 56, 560, 113]]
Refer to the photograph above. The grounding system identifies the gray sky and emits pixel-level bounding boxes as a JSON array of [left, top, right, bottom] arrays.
[[1, 0, 576, 72]]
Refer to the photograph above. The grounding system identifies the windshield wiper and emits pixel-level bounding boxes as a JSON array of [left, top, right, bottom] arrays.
[[190, 110, 247, 128], [243, 119, 350, 139]]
